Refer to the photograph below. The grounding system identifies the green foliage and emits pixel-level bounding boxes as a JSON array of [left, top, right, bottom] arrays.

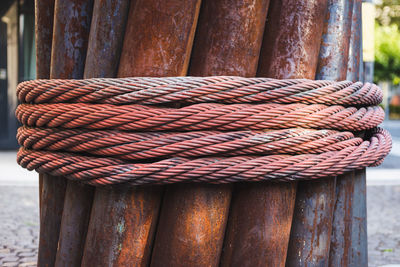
[[374, 23, 400, 84]]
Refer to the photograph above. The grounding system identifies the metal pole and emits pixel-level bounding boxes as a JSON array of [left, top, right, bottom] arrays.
[[151, 1, 270, 266], [329, 1, 368, 266], [46, 1, 94, 266], [34, 0, 55, 218], [34, 1, 62, 266], [221, 1, 328, 266], [287, 0, 354, 265], [81, 0, 201, 265], [80, 3, 131, 266]]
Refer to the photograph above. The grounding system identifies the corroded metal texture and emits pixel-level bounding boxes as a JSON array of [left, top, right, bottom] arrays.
[[151, 184, 232, 267], [287, 179, 337, 266], [35, 2, 58, 266], [81, 0, 201, 265], [84, 0, 130, 78], [37, 175, 66, 267], [118, 0, 201, 77], [151, 1, 269, 265], [287, 0, 354, 265], [81, 186, 163, 266], [346, 0, 362, 82], [189, 0, 270, 77], [329, 172, 355, 266], [350, 168, 368, 266], [67, 3, 130, 263], [55, 183, 94, 266], [316, 0, 354, 81], [220, 1, 328, 266], [46, 1, 93, 266], [50, 0, 93, 79], [35, 0, 55, 214], [258, 0, 329, 79], [80, 1, 164, 265], [221, 183, 296, 267], [329, 1, 365, 265], [35, 0, 54, 79]]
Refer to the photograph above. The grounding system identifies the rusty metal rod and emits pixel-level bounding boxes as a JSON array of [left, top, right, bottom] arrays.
[[34, 1, 60, 266], [150, 1, 270, 265], [35, 0, 54, 79], [286, 0, 355, 265], [35, 0, 55, 254], [81, 2, 131, 264], [48, 1, 94, 266], [329, 1, 368, 265], [79, 1, 131, 265], [350, 168, 368, 266], [84, 0, 130, 79], [220, 1, 329, 266], [81, 0, 201, 265]]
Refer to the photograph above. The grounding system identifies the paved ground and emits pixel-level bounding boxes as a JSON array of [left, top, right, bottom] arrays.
[[0, 121, 400, 266]]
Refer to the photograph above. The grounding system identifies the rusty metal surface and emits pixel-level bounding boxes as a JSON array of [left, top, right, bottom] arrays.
[[151, 1, 269, 265], [118, 0, 201, 77], [350, 168, 368, 266], [81, 186, 162, 266], [84, 0, 130, 78], [329, 169, 368, 267], [71, 3, 130, 263], [35, 0, 55, 217], [221, 182, 296, 267], [258, 0, 329, 79], [34, 1, 57, 267], [287, 0, 354, 265], [45, 1, 94, 266], [35, 0, 55, 79], [329, 172, 355, 266], [329, 1, 366, 265], [50, 0, 93, 79], [81, 0, 201, 265], [80, 1, 162, 265], [316, 0, 354, 81], [55, 183, 94, 266], [151, 184, 232, 267], [81, 0, 162, 265], [189, 0, 270, 77], [218, 1, 328, 266], [346, 0, 362, 82], [287, 178, 337, 266], [37, 175, 66, 267]]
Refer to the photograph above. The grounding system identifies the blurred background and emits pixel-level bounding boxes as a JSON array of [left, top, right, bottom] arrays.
[[0, 0, 399, 266]]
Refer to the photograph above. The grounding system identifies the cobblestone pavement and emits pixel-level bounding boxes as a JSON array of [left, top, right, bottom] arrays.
[[0, 187, 38, 267], [368, 186, 400, 267]]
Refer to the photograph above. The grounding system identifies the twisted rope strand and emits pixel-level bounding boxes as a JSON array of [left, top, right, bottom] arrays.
[[16, 103, 384, 131], [17, 127, 363, 159], [15, 77, 390, 185], [16, 128, 391, 186], [17, 76, 382, 106]]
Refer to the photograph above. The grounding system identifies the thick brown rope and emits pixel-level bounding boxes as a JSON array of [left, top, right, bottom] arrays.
[[17, 77, 382, 106], [15, 76, 391, 186], [16, 103, 384, 131], [17, 128, 391, 185], [17, 127, 363, 159]]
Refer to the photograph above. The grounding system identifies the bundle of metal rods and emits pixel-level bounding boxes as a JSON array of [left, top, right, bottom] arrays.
[[16, 76, 391, 185]]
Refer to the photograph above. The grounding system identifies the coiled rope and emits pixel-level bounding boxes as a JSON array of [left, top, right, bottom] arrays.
[[16, 76, 391, 186]]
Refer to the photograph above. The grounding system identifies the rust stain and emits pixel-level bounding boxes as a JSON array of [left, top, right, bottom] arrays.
[[258, 0, 329, 80], [118, 0, 201, 77], [221, 182, 297, 267], [151, 0, 271, 266], [287, 0, 355, 265]]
